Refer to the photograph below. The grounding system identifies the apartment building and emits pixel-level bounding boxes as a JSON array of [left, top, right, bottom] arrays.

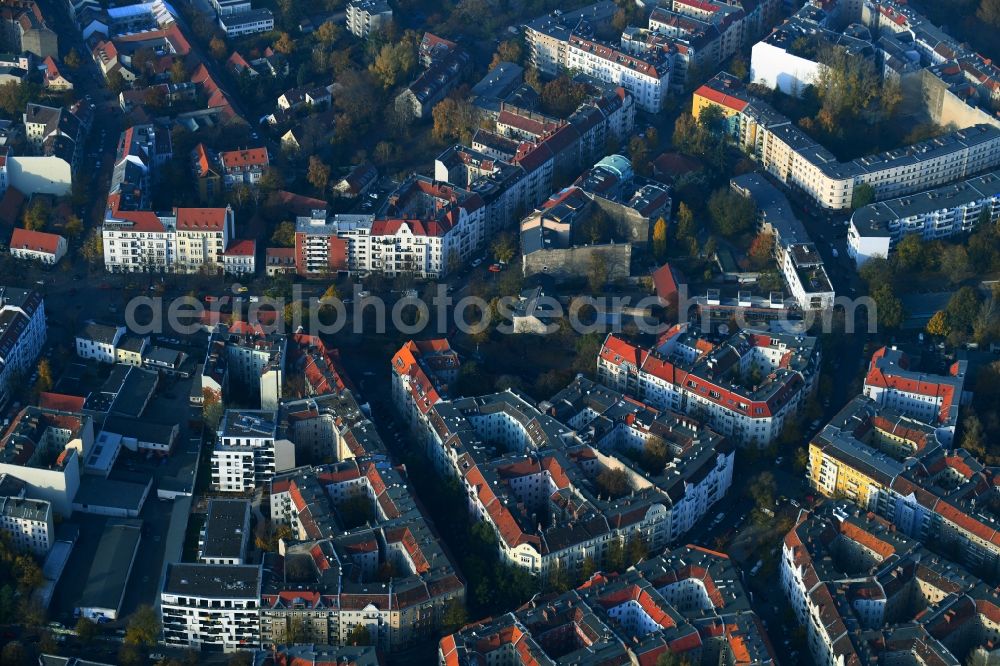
[[0, 476, 53, 556], [9, 228, 67, 265], [202, 323, 286, 411], [390, 339, 460, 434], [264, 459, 465, 651], [75, 321, 124, 364], [0, 406, 93, 516], [808, 394, 940, 510], [345, 0, 392, 39], [0, 0, 57, 58], [102, 206, 235, 274], [731, 173, 834, 310], [199, 499, 251, 564], [212, 409, 293, 493], [160, 563, 262, 651], [219, 147, 269, 190], [863, 346, 967, 444], [566, 34, 671, 112], [849, 170, 1000, 265], [218, 8, 274, 37], [523, 2, 623, 77], [107, 124, 173, 214], [597, 325, 820, 448], [22, 102, 91, 174], [442, 544, 775, 666], [0, 287, 46, 406], [415, 378, 733, 577], [694, 73, 1000, 211], [781, 502, 982, 666], [394, 37, 469, 119]]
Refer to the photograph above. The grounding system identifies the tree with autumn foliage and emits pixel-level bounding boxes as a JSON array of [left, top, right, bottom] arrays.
[[748, 231, 774, 270], [926, 311, 950, 337], [653, 217, 668, 260]]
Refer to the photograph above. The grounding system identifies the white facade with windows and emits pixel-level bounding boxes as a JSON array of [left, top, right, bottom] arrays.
[[0, 495, 53, 556], [160, 563, 262, 652]]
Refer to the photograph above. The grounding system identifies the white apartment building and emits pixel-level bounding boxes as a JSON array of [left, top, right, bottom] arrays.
[[0, 287, 46, 403], [75, 321, 124, 364], [8, 229, 67, 265], [695, 74, 1000, 211], [218, 8, 274, 37], [849, 170, 1000, 265], [102, 206, 235, 274], [199, 499, 251, 565], [566, 35, 671, 112], [160, 563, 262, 652], [346, 0, 392, 39], [0, 495, 53, 556], [202, 324, 286, 411], [212, 410, 293, 493]]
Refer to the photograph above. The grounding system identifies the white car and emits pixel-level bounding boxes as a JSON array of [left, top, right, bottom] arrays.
[[471, 258, 483, 268]]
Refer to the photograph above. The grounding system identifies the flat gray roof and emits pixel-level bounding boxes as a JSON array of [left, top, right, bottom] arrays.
[[851, 170, 1000, 236], [203, 499, 250, 560], [76, 521, 142, 614]]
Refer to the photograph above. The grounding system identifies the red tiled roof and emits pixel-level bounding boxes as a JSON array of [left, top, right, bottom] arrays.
[[223, 239, 255, 256], [38, 392, 85, 412], [175, 207, 228, 231], [10, 228, 62, 255], [694, 84, 749, 112], [220, 147, 268, 169]]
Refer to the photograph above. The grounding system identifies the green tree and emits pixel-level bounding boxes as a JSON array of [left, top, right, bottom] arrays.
[[1, 641, 27, 666], [64, 214, 84, 239], [851, 183, 875, 209], [107, 70, 125, 93], [657, 651, 692, 666], [858, 256, 894, 288], [65, 48, 82, 69], [642, 435, 670, 474], [124, 605, 161, 647], [442, 599, 468, 633], [945, 286, 982, 334], [76, 616, 99, 643], [979, 0, 1000, 27], [894, 234, 926, 272], [307, 156, 331, 194], [346, 623, 372, 646], [628, 135, 650, 174], [708, 189, 755, 236], [271, 221, 296, 247], [539, 75, 588, 117], [491, 233, 517, 264], [587, 253, 609, 292], [871, 284, 904, 329], [80, 228, 104, 267], [626, 535, 648, 566], [22, 198, 49, 231], [940, 244, 971, 284], [371, 41, 417, 88], [653, 216, 668, 259], [596, 468, 630, 498], [170, 60, 187, 84]]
